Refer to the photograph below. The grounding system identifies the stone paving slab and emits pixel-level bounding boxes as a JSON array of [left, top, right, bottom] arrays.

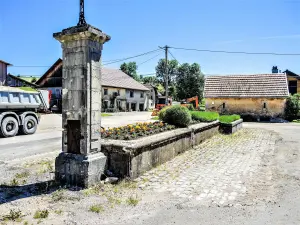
[[135, 129, 277, 206]]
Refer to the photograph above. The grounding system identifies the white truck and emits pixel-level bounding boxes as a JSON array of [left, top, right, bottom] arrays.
[[0, 86, 49, 138]]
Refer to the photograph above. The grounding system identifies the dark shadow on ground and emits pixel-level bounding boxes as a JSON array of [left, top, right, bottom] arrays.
[[0, 180, 83, 204]]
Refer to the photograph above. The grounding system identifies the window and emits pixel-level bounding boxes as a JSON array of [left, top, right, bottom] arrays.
[[222, 102, 226, 109], [263, 102, 267, 109], [150, 96, 153, 100], [130, 90, 134, 98], [288, 80, 297, 95], [117, 89, 120, 96], [140, 92, 144, 98], [104, 89, 108, 95]]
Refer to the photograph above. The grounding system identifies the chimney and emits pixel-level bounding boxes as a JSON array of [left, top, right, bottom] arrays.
[[272, 66, 279, 74]]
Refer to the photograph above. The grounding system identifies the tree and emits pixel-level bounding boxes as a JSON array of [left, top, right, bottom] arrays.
[[176, 63, 205, 101], [120, 62, 140, 81], [31, 77, 37, 83], [141, 76, 158, 85], [155, 59, 179, 86]]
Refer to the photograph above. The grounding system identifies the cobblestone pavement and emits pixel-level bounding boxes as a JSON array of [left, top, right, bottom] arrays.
[[135, 129, 277, 207]]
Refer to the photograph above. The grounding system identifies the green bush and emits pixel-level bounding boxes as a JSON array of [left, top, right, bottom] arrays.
[[190, 111, 219, 122], [158, 106, 171, 121], [219, 114, 241, 124], [162, 105, 191, 127], [285, 94, 300, 121]]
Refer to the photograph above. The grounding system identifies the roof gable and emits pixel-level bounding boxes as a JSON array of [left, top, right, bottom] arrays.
[[36, 59, 149, 91], [204, 74, 289, 98]]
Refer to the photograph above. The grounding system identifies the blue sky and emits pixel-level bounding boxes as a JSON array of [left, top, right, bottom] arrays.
[[1, 0, 300, 77]]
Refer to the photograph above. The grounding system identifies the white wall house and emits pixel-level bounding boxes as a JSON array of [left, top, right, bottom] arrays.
[[125, 89, 149, 111]]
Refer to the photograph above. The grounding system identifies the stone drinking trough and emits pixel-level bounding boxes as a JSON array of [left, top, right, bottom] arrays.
[[101, 121, 221, 179]]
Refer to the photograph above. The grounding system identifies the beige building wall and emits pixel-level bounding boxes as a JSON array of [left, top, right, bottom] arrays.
[[205, 97, 286, 117]]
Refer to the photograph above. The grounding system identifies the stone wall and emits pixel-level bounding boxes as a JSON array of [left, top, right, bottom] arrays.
[[101, 121, 219, 179], [205, 97, 286, 118], [219, 119, 243, 134]]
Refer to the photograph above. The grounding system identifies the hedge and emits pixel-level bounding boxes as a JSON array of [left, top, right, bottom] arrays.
[[190, 111, 219, 122], [219, 114, 241, 124]]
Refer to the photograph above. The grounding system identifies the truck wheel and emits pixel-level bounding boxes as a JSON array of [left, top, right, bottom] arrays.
[[0, 117, 19, 138], [21, 116, 38, 135]]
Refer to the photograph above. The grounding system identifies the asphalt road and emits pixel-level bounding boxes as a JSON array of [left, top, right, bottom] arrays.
[[0, 112, 153, 162]]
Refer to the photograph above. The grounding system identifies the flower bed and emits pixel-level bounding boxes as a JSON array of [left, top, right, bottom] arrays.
[[101, 122, 176, 140]]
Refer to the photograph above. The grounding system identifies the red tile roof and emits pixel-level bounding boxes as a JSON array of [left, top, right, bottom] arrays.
[[204, 74, 289, 98]]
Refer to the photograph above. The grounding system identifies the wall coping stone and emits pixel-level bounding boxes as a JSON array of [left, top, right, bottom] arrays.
[[220, 119, 243, 127]]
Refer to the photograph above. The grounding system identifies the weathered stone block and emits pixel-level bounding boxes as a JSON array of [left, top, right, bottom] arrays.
[[55, 152, 107, 188]]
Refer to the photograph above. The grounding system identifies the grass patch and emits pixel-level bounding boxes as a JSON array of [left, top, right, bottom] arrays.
[[1, 209, 23, 222], [54, 210, 63, 215], [151, 116, 159, 120], [101, 113, 112, 117], [126, 196, 139, 206], [33, 210, 49, 219], [89, 204, 104, 213], [219, 114, 241, 124], [15, 171, 30, 179], [51, 189, 65, 202], [292, 119, 300, 123], [190, 111, 219, 122], [10, 178, 19, 186]]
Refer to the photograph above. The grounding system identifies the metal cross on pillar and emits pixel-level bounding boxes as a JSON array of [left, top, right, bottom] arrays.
[[77, 0, 87, 26]]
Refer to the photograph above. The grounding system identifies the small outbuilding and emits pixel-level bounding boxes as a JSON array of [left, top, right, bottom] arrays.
[[204, 73, 290, 119]]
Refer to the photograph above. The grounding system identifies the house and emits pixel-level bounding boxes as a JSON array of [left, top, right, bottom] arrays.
[[0, 60, 12, 86], [204, 73, 289, 119], [283, 70, 300, 95], [7, 74, 39, 88], [35, 59, 150, 112], [143, 83, 157, 109], [102, 68, 150, 111], [272, 66, 300, 95]]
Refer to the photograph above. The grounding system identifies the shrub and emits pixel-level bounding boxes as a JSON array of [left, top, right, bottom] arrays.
[[285, 94, 300, 121], [158, 106, 171, 121], [190, 111, 219, 122], [162, 105, 191, 127], [219, 114, 241, 124]]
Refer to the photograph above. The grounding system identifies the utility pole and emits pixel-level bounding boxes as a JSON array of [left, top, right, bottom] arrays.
[[159, 45, 169, 105]]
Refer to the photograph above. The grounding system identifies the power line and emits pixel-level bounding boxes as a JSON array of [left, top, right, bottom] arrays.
[[10, 49, 161, 68], [137, 51, 162, 66], [168, 50, 182, 66], [169, 46, 300, 56], [103, 49, 161, 65]]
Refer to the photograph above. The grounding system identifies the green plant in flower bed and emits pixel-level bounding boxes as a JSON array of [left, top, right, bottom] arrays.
[[190, 111, 219, 122], [160, 105, 192, 127], [101, 122, 176, 140], [219, 114, 241, 124]]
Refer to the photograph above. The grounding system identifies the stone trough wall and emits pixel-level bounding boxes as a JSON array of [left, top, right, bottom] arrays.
[[101, 121, 220, 179], [219, 119, 243, 134]]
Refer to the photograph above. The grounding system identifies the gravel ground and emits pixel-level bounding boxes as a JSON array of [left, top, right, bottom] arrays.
[[0, 123, 300, 225]]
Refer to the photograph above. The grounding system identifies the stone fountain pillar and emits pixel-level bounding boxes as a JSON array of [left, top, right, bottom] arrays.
[[53, 24, 110, 188]]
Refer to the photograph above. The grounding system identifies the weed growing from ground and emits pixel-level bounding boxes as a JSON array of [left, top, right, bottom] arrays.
[[89, 205, 104, 213], [126, 196, 139, 206], [1, 209, 23, 222], [33, 210, 49, 219]]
